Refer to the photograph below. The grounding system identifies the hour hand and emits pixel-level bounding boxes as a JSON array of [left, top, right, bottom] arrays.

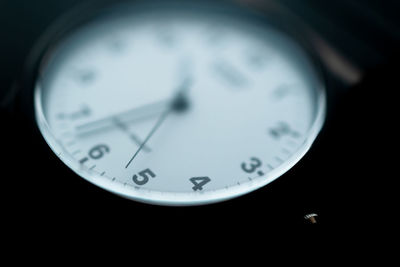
[[75, 99, 170, 136], [74, 76, 192, 136]]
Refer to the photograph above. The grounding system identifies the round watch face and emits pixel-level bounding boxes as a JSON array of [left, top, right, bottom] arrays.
[[34, 1, 326, 205]]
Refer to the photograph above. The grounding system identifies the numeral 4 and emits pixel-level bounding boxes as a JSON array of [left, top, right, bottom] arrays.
[[189, 177, 211, 191]]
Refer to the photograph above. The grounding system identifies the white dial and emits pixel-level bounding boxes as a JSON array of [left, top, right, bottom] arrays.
[[34, 3, 326, 205]]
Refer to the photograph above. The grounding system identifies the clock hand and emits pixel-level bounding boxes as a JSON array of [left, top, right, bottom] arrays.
[[125, 76, 192, 169], [75, 99, 170, 136], [75, 74, 193, 136]]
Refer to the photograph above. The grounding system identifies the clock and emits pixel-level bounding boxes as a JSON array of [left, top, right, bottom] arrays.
[[32, 0, 326, 205]]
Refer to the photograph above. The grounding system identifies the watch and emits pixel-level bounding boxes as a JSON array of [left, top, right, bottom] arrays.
[[3, 0, 397, 226]]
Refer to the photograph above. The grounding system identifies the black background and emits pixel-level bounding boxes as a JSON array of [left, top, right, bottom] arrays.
[[1, 0, 399, 235]]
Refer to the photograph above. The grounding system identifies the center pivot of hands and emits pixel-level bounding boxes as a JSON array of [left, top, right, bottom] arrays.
[[171, 92, 190, 112]]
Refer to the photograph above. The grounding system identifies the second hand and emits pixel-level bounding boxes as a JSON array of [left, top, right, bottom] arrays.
[[124, 108, 171, 168], [125, 77, 192, 169]]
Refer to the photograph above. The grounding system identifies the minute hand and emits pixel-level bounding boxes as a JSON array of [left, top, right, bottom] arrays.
[[124, 77, 192, 169]]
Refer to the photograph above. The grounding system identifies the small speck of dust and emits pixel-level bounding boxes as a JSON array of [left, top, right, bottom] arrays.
[[100, 171, 106, 176], [112, 177, 116, 181]]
